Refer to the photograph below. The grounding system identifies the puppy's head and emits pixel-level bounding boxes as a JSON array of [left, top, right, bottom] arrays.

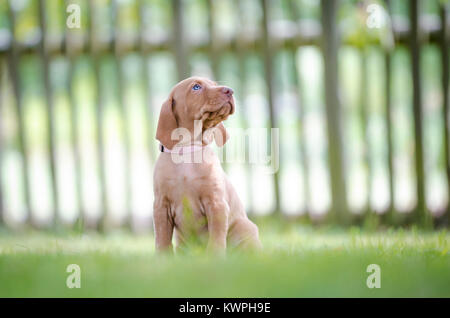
[[156, 77, 235, 149]]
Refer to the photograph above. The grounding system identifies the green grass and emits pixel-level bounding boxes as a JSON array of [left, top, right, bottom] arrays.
[[0, 222, 449, 297]]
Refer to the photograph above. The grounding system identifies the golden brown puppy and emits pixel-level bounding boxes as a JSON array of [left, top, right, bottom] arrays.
[[153, 77, 261, 253]]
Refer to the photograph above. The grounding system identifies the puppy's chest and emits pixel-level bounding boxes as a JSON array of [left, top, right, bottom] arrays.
[[166, 162, 220, 191], [165, 166, 224, 220], [168, 177, 209, 233], [166, 170, 208, 192]]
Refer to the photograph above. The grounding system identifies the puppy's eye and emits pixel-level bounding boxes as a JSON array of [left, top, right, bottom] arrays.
[[192, 84, 202, 91]]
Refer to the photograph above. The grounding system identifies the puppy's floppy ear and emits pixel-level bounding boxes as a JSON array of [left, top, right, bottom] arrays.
[[156, 95, 178, 150], [213, 122, 229, 147]]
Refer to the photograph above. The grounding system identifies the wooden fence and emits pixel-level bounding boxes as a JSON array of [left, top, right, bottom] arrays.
[[0, 0, 449, 231]]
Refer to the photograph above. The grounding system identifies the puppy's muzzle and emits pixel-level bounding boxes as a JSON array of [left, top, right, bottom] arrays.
[[219, 86, 235, 115]]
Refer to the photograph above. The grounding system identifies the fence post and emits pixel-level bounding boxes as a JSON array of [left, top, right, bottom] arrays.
[[236, 0, 255, 214], [38, 0, 60, 227], [440, 3, 450, 225], [64, 0, 84, 230], [359, 47, 371, 214], [321, 0, 349, 224], [173, 0, 189, 81], [88, 1, 108, 231], [384, 0, 396, 223], [409, 0, 431, 228], [288, 0, 311, 216], [0, 58, 4, 225], [112, 0, 132, 229], [66, 57, 84, 229], [236, 1, 254, 213], [7, 2, 33, 226], [137, 0, 156, 163], [261, 0, 281, 214], [351, 4, 372, 220]]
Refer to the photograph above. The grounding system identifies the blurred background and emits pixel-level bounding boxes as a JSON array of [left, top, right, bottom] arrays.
[[0, 0, 449, 232]]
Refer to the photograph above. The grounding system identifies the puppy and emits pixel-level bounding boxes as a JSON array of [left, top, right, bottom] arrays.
[[153, 77, 262, 253]]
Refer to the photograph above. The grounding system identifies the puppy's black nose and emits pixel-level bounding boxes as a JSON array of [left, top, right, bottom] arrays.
[[221, 86, 234, 97]]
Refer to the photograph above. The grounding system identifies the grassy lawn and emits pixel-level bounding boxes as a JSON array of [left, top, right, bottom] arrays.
[[0, 221, 449, 297]]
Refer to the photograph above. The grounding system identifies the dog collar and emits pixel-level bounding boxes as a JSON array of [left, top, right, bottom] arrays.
[[159, 143, 205, 154]]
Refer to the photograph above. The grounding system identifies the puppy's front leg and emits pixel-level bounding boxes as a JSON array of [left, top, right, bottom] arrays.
[[205, 198, 229, 254], [153, 199, 174, 253]]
